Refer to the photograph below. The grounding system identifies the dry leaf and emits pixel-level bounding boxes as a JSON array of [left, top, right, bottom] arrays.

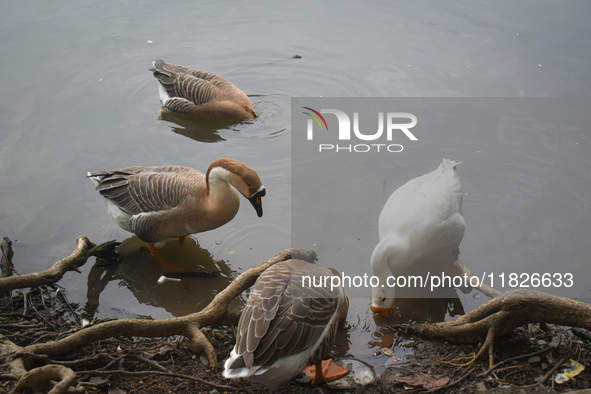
[[142, 343, 177, 359], [391, 374, 450, 389]]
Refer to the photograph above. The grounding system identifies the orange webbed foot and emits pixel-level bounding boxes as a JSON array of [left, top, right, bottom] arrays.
[[148, 244, 180, 273], [305, 359, 349, 384]]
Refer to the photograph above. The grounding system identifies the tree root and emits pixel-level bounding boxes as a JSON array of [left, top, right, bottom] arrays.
[[21, 247, 314, 367], [1, 238, 315, 393], [1, 237, 15, 279], [478, 346, 551, 377], [0, 236, 119, 293], [11, 364, 85, 394], [452, 259, 502, 299], [1, 339, 27, 379], [407, 260, 591, 369]]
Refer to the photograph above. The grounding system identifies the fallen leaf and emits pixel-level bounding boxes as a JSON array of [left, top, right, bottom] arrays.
[[369, 332, 397, 348], [390, 374, 449, 389], [381, 347, 394, 357], [142, 343, 177, 359], [380, 333, 397, 347]]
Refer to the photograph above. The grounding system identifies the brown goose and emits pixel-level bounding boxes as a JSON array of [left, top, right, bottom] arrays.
[[149, 59, 257, 120], [223, 259, 349, 387], [87, 158, 265, 270]]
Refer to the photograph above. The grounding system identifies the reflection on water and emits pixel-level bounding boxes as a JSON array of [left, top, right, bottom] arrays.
[[381, 297, 465, 326], [338, 290, 466, 374], [84, 236, 242, 319], [159, 110, 233, 143], [158, 96, 289, 143]]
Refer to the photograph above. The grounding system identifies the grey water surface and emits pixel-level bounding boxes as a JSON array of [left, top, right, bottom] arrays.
[[1, 0, 590, 373]]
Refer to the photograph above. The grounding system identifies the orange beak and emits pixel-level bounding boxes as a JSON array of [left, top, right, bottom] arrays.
[[371, 306, 393, 317]]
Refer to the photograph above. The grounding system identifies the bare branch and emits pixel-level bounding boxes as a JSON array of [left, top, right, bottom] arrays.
[[0, 237, 93, 293]]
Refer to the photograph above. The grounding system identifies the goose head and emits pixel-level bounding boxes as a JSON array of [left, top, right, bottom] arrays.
[[371, 298, 394, 318], [369, 239, 399, 317], [206, 158, 266, 217], [371, 282, 396, 317]]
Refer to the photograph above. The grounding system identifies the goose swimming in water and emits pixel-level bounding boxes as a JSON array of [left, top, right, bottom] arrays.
[[149, 59, 257, 120]]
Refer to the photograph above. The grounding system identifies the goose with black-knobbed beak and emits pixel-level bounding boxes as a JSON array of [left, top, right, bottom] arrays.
[[87, 158, 265, 272]]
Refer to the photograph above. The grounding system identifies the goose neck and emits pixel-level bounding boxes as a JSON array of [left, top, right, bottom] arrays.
[[207, 166, 239, 195]]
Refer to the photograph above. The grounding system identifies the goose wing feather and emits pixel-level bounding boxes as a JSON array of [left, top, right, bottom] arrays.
[[150, 59, 231, 107], [230, 260, 340, 370], [88, 166, 202, 215]]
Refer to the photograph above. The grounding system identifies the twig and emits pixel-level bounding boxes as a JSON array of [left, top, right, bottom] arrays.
[[502, 366, 525, 380], [0, 323, 45, 329], [38, 285, 48, 308], [478, 346, 552, 377], [30, 331, 60, 345], [128, 353, 172, 373], [95, 354, 126, 371], [521, 356, 569, 389], [453, 260, 502, 299], [23, 289, 28, 316], [26, 296, 56, 329], [55, 288, 82, 326], [0, 312, 34, 319], [87, 369, 238, 391]]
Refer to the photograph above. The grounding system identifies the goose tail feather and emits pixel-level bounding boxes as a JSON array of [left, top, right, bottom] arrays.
[[440, 158, 462, 176]]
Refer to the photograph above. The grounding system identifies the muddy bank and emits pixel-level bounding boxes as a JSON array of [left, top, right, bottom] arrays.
[[1, 281, 590, 393]]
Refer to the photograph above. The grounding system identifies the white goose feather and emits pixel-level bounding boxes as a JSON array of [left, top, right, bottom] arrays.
[[370, 159, 465, 315]]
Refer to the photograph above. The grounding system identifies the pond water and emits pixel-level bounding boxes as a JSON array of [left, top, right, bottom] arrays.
[[1, 0, 590, 374]]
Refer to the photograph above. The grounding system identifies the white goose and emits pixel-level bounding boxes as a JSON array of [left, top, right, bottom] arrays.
[[370, 159, 465, 317], [224, 259, 349, 387], [88, 158, 265, 272]]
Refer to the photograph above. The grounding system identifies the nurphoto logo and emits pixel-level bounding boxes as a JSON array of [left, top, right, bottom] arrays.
[[303, 107, 418, 153]]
